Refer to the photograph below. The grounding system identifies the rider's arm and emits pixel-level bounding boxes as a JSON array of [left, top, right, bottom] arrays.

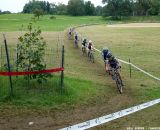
[[115, 58, 121, 68], [101, 52, 104, 60]]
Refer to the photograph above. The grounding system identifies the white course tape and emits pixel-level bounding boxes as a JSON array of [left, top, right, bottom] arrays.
[[117, 59, 160, 81], [60, 98, 160, 130], [93, 47, 101, 53], [130, 63, 160, 81], [117, 59, 131, 65]]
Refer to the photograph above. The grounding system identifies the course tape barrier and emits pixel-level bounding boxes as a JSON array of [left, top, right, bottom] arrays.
[[0, 68, 64, 76], [118, 59, 160, 81], [60, 98, 160, 130]]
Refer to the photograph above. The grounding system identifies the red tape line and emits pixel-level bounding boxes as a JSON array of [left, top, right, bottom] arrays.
[[0, 68, 64, 76]]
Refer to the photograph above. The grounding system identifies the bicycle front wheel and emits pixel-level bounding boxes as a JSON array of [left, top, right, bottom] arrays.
[[115, 74, 123, 94], [90, 53, 94, 63]]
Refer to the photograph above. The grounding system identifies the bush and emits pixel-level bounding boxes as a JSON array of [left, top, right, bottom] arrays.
[[17, 23, 52, 84], [50, 15, 56, 20]]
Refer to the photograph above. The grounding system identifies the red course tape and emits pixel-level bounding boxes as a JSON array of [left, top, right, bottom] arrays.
[[0, 68, 64, 76]]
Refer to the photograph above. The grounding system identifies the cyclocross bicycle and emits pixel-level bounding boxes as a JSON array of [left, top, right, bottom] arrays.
[[110, 67, 123, 94], [88, 50, 94, 63], [82, 45, 86, 55]]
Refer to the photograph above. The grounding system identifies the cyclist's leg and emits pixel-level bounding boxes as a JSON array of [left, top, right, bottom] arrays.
[[88, 49, 90, 57], [116, 69, 124, 86], [90, 51, 94, 62], [82, 45, 85, 53], [75, 40, 78, 48], [106, 61, 111, 74]]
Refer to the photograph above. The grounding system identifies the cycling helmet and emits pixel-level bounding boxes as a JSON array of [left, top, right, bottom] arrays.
[[83, 38, 87, 42], [103, 47, 108, 51], [107, 52, 112, 58], [102, 47, 109, 53], [89, 40, 92, 43]]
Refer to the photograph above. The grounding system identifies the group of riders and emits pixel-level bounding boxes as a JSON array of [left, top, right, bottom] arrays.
[[68, 28, 123, 84]]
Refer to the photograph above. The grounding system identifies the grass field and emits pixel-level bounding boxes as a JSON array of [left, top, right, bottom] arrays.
[[0, 14, 160, 130], [0, 14, 105, 31]]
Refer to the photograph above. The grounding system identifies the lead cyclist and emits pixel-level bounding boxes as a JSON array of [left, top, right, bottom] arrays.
[[108, 56, 124, 86]]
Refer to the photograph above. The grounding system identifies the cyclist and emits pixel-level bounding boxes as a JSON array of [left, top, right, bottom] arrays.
[[108, 55, 123, 85], [108, 55, 121, 71], [82, 38, 87, 53], [101, 47, 112, 72], [74, 33, 78, 48], [87, 40, 94, 57]]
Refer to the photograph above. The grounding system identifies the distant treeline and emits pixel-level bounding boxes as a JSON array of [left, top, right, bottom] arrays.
[[103, 0, 160, 19], [23, 0, 103, 16], [1, 0, 160, 19], [0, 10, 11, 14], [22, 0, 160, 17]]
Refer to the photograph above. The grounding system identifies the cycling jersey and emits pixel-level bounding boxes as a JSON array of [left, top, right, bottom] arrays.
[[108, 57, 119, 69], [82, 41, 87, 46], [88, 43, 92, 50], [75, 35, 78, 40]]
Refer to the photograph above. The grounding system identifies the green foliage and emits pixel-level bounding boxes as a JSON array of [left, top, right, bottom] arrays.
[[56, 3, 67, 15], [84, 1, 95, 15], [103, 0, 133, 19], [67, 0, 96, 16], [17, 23, 52, 84], [95, 6, 103, 16], [102, 0, 160, 18], [50, 15, 56, 19], [23, 0, 54, 14], [0, 10, 11, 15], [67, 0, 85, 16], [34, 9, 43, 19]]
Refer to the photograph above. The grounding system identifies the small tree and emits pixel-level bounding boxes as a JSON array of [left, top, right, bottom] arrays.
[[34, 9, 43, 19], [18, 23, 52, 84]]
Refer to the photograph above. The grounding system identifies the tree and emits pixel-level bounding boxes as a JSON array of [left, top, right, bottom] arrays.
[[67, 0, 85, 16], [34, 9, 43, 19], [50, 3, 57, 14], [136, 0, 151, 16], [84, 1, 95, 15], [18, 23, 52, 84], [23, 0, 51, 14], [148, 0, 160, 15], [57, 3, 67, 15], [46, 1, 51, 13], [102, 0, 133, 19], [95, 6, 103, 16], [1, 11, 11, 14]]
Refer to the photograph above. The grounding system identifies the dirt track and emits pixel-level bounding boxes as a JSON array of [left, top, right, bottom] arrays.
[[107, 23, 160, 28]]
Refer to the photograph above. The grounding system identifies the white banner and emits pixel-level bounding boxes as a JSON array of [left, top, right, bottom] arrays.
[[60, 98, 160, 130]]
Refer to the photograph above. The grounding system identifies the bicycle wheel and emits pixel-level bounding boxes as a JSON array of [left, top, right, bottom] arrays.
[[90, 53, 94, 63], [115, 73, 123, 94], [82, 47, 85, 55]]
